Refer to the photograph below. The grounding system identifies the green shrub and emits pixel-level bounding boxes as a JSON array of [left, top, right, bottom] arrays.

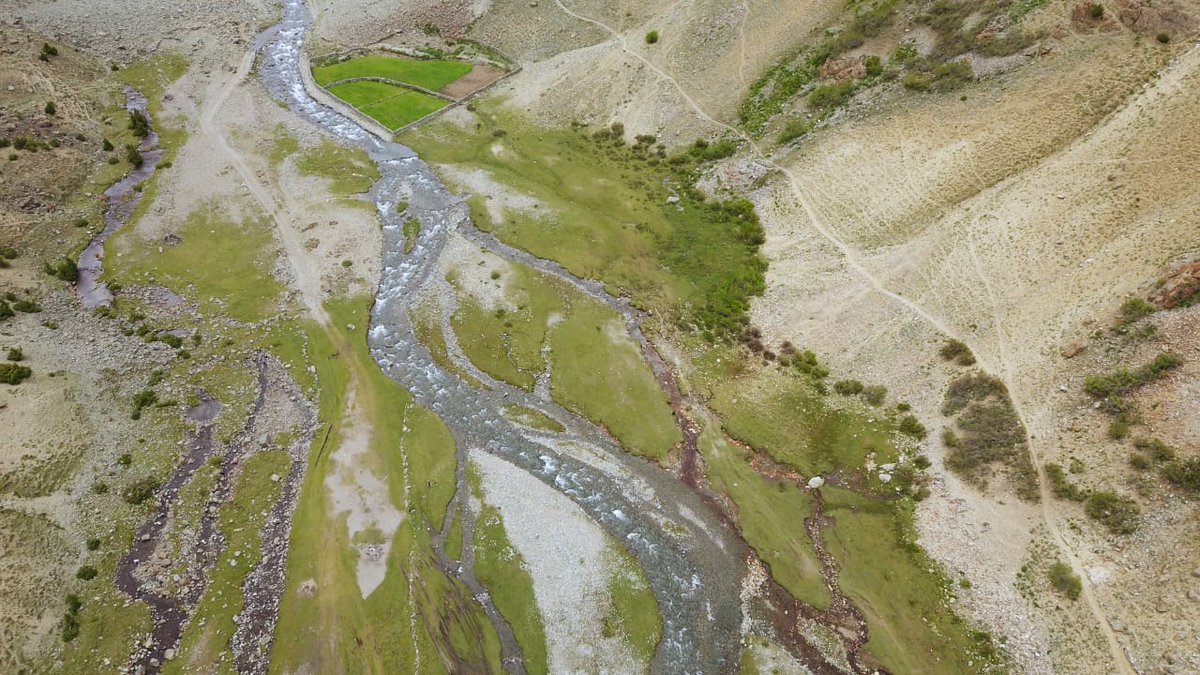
[[125, 144, 143, 168], [863, 385, 887, 406], [128, 110, 150, 137], [1084, 352, 1182, 398], [1048, 561, 1081, 600], [1133, 437, 1175, 463], [1051, 461, 1089, 499], [899, 415, 927, 439], [46, 257, 78, 282], [864, 55, 883, 77], [13, 299, 42, 313], [121, 476, 161, 505], [75, 565, 98, 581], [939, 338, 976, 365], [1156, 33, 1170, 44], [66, 594, 82, 614], [131, 390, 158, 419], [61, 613, 80, 642], [44, 101, 56, 115], [0, 301, 13, 321], [808, 81, 857, 111], [1162, 458, 1200, 492], [834, 379, 864, 395], [901, 72, 932, 91], [41, 43, 58, 58], [117, 453, 132, 466], [1117, 296, 1155, 325], [85, 538, 101, 551], [1084, 491, 1139, 534], [6, 347, 23, 361], [645, 31, 660, 44], [102, 138, 114, 152], [1129, 453, 1150, 470], [1089, 3, 1104, 17], [942, 372, 1007, 415], [778, 118, 811, 144], [0, 363, 32, 385], [1107, 418, 1130, 440], [932, 60, 974, 91]]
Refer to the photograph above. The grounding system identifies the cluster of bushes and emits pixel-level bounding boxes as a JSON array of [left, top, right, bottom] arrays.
[[121, 476, 161, 505], [1129, 437, 1200, 493], [130, 389, 158, 420], [1084, 490, 1139, 534], [832, 379, 888, 405], [901, 60, 975, 92], [921, 0, 1038, 59], [0, 362, 32, 385], [1084, 352, 1182, 398], [61, 593, 83, 642], [1, 135, 54, 156], [0, 246, 17, 269], [941, 371, 1037, 500]]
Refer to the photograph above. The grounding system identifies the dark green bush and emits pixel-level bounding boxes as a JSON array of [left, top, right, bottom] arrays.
[[131, 389, 158, 419], [645, 31, 660, 44], [0, 363, 32, 385], [44, 101, 56, 116], [13, 299, 42, 313], [75, 565, 97, 581], [102, 138, 114, 152], [942, 372, 1007, 416], [66, 594, 82, 614], [125, 144, 143, 168], [1048, 561, 1081, 600], [86, 538, 101, 551], [121, 476, 161, 505], [1156, 33, 1170, 44], [1085, 491, 1139, 534], [898, 415, 927, 439], [939, 338, 976, 365], [1090, 3, 1105, 18], [46, 257, 78, 282], [1133, 437, 1175, 463], [41, 43, 58, 57], [61, 613, 80, 642], [1129, 453, 1151, 470], [6, 347, 22, 361], [128, 110, 150, 137]]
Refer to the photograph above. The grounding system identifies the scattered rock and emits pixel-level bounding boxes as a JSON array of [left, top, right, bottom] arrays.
[[1061, 340, 1087, 358], [807, 476, 825, 489]]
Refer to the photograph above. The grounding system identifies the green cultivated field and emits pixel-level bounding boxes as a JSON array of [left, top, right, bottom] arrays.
[[315, 55, 473, 131], [314, 55, 472, 90]]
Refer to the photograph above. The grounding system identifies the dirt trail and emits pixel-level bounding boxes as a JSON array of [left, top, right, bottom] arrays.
[[548, 1, 1192, 671]]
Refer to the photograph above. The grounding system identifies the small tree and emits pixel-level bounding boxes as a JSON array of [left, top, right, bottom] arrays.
[[128, 109, 150, 137], [102, 138, 114, 151], [645, 30, 660, 44], [1156, 32, 1170, 43], [44, 101, 56, 115]]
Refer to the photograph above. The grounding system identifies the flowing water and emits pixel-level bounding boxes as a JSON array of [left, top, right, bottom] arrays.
[[257, 1, 745, 671]]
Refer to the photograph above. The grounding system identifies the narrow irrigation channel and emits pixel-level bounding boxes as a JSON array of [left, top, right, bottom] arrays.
[[258, 1, 747, 671]]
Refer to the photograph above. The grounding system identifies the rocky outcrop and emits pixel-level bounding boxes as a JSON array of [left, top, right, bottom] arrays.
[[1151, 261, 1200, 309], [1116, 0, 1193, 36]]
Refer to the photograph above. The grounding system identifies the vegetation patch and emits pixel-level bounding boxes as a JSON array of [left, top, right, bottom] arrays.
[[108, 204, 282, 322], [1047, 561, 1081, 601], [501, 404, 565, 433], [295, 138, 380, 196], [940, 372, 1037, 500], [326, 81, 450, 130], [603, 546, 662, 663], [1084, 352, 1182, 399], [405, 107, 767, 342], [1084, 490, 1139, 535], [473, 501, 548, 675]]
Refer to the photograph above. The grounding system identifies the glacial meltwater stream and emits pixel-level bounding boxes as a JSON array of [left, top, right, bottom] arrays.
[[257, 0, 745, 671]]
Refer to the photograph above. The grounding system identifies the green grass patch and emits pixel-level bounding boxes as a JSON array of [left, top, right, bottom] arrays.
[[696, 352, 900, 478], [1047, 561, 1081, 601], [313, 55, 472, 91], [295, 137, 380, 196], [603, 545, 662, 663], [699, 426, 829, 609], [403, 217, 420, 254], [116, 53, 189, 118], [409, 299, 488, 389], [1084, 352, 1182, 399], [548, 295, 680, 461], [473, 501, 549, 675], [821, 487, 1003, 673], [108, 203, 283, 322]]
